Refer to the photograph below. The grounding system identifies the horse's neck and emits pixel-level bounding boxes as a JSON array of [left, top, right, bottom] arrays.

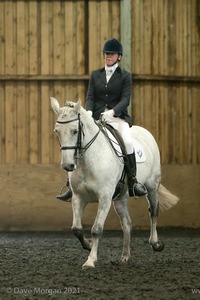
[[81, 110, 101, 138], [80, 111, 109, 157], [75, 109, 124, 185]]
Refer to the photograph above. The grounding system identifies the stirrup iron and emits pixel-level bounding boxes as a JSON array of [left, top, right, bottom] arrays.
[[56, 184, 72, 202]]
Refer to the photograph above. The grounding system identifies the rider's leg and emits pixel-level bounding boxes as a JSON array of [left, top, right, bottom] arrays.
[[125, 152, 147, 196], [56, 178, 72, 201], [114, 120, 147, 197]]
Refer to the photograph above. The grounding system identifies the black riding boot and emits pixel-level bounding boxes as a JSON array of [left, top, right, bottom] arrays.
[[125, 153, 147, 197], [56, 179, 72, 202]]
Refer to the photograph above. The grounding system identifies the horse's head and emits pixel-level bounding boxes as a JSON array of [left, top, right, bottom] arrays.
[[50, 97, 82, 172]]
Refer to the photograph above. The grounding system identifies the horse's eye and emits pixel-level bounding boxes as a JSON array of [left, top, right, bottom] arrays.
[[73, 129, 78, 135]]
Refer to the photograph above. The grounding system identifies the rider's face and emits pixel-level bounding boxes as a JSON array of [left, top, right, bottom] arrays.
[[104, 53, 121, 66]]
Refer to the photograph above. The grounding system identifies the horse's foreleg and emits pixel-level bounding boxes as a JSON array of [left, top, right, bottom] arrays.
[[72, 228, 91, 251], [82, 198, 112, 269], [71, 198, 91, 251], [146, 189, 164, 252], [113, 193, 132, 262]]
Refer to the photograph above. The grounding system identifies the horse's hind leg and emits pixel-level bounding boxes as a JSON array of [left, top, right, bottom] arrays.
[[71, 198, 91, 251], [146, 188, 164, 252], [113, 193, 132, 262]]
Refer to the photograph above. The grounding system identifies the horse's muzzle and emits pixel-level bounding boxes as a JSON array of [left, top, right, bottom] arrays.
[[61, 162, 76, 172]]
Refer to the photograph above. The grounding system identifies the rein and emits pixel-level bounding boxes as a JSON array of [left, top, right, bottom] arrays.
[[56, 113, 101, 159]]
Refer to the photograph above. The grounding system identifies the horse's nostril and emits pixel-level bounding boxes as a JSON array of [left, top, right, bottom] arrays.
[[61, 163, 74, 172]]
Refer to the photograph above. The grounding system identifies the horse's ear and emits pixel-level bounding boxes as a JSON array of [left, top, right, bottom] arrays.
[[50, 97, 61, 115], [74, 99, 81, 113]]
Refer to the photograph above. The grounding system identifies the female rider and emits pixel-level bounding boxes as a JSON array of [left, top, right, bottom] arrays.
[[56, 38, 147, 201]]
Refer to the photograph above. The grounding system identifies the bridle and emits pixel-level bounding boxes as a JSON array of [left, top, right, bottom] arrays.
[[56, 113, 101, 159]]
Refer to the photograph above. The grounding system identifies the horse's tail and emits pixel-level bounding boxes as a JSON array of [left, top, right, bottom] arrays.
[[158, 184, 180, 211]]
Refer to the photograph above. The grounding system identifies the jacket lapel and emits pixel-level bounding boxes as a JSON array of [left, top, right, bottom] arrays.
[[99, 68, 107, 84], [108, 66, 122, 84], [99, 66, 122, 84]]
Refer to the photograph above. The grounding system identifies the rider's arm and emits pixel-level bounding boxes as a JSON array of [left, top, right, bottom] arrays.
[[112, 71, 132, 117]]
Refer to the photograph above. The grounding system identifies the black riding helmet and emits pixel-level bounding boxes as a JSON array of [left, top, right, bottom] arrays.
[[102, 38, 123, 55]]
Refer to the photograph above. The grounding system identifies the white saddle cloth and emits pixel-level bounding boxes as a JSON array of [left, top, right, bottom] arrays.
[[106, 129, 146, 163], [132, 138, 146, 163]]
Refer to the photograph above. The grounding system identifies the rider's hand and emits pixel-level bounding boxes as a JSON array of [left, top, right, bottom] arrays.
[[101, 109, 114, 122], [87, 110, 93, 117]]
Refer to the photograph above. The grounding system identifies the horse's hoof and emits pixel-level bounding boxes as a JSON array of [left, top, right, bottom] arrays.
[[151, 240, 164, 252], [82, 262, 95, 269], [82, 238, 92, 251], [121, 255, 130, 263]]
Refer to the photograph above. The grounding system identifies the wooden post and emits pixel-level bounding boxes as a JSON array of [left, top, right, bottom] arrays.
[[120, 0, 132, 116], [197, 0, 200, 42]]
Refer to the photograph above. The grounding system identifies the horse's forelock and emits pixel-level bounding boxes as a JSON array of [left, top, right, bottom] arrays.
[[64, 101, 76, 108], [58, 101, 79, 119]]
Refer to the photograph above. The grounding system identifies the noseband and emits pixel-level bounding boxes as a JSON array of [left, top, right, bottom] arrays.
[[56, 113, 100, 159]]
